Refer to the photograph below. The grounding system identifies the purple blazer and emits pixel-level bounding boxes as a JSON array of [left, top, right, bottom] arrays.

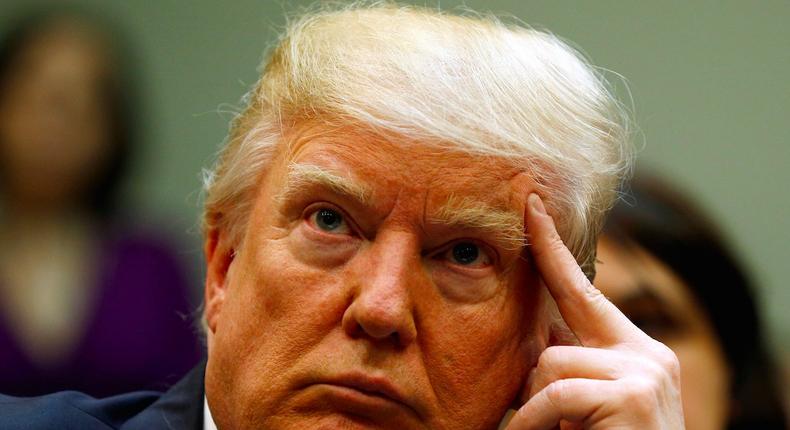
[[0, 225, 204, 397]]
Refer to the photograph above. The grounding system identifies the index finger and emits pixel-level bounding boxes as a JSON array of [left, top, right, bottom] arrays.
[[525, 193, 641, 346]]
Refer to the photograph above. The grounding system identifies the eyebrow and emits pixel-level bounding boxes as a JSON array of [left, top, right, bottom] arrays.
[[277, 162, 373, 206], [431, 194, 525, 251], [278, 164, 524, 250], [618, 284, 673, 311]]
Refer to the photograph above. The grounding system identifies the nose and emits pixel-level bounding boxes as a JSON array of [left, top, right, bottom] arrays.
[[342, 232, 419, 348]]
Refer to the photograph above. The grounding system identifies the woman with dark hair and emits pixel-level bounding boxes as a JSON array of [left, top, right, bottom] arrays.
[[0, 10, 202, 397], [596, 175, 787, 429]]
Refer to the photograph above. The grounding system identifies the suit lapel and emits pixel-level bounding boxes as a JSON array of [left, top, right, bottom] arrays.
[[121, 362, 205, 430]]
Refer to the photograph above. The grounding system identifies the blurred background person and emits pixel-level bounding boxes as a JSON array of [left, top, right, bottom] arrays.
[[595, 174, 788, 429], [0, 9, 202, 397]]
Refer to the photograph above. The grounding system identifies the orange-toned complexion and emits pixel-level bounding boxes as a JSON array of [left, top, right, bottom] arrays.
[[204, 126, 545, 430]]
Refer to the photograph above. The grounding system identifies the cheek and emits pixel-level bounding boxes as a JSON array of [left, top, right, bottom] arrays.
[[228, 232, 350, 345], [419, 275, 541, 420], [209, 231, 356, 427], [220, 215, 365, 360]]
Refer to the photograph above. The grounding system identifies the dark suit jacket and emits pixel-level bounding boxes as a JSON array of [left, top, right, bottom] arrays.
[[0, 363, 204, 430]]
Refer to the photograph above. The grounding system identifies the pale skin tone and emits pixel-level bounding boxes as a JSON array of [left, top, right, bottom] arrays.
[[594, 239, 730, 430], [204, 125, 684, 429]]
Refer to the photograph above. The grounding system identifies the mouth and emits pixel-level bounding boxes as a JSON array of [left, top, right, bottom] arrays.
[[308, 373, 420, 419]]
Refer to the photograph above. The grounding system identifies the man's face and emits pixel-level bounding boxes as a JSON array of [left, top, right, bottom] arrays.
[[204, 125, 545, 430]]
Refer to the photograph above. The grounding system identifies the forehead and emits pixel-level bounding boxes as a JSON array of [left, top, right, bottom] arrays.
[[280, 125, 528, 207]]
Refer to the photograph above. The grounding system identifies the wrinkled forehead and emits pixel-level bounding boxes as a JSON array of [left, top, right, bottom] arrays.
[[279, 123, 529, 204], [266, 123, 536, 251]]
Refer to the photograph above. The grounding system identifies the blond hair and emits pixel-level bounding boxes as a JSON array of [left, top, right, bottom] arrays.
[[202, 3, 631, 277]]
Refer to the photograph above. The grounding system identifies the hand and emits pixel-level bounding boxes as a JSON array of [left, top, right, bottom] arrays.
[[504, 194, 685, 430]]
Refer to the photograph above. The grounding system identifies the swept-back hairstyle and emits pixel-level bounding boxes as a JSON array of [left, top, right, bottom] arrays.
[[202, 2, 632, 276], [604, 175, 787, 429]]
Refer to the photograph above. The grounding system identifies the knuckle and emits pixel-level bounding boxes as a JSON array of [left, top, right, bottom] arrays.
[[538, 346, 562, 369], [640, 357, 667, 382], [621, 377, 660, 411], [585, 284, 608, 305], [648, 341, 681, 377], [545, 379, 573, 406], [547, 235, 567, 254], [536, 346, 569, 378], [584, 286, 612, 318], [531, 232, 565, 258], [549, 231, 565, 251]]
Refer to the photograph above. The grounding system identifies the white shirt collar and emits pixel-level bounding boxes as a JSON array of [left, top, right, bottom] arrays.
[[204, 395, 218, 430]]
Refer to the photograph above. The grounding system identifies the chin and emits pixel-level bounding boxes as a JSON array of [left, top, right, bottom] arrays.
[[254, 413, 410, 430], [271, 388, 422, 430], [306, 414, 396, 430]]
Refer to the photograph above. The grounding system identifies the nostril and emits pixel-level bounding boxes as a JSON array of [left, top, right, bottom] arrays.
[[344, 319, 363, 339]]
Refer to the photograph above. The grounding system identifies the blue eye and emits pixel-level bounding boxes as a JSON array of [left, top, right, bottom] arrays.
[[315, 208, 344, 231], [451, 242, 480, 265]]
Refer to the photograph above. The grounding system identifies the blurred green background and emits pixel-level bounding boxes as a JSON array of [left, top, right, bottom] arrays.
[[2, 0, 788, 378]]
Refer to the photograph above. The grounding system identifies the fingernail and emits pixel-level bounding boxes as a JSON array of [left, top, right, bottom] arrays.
[[528, 193, 546, 215]]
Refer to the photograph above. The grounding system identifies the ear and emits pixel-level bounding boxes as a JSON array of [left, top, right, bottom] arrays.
[[204, 228, 235, 334]]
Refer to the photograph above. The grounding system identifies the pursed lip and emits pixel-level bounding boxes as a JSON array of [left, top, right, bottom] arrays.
[[316, 372, 421, 417]]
